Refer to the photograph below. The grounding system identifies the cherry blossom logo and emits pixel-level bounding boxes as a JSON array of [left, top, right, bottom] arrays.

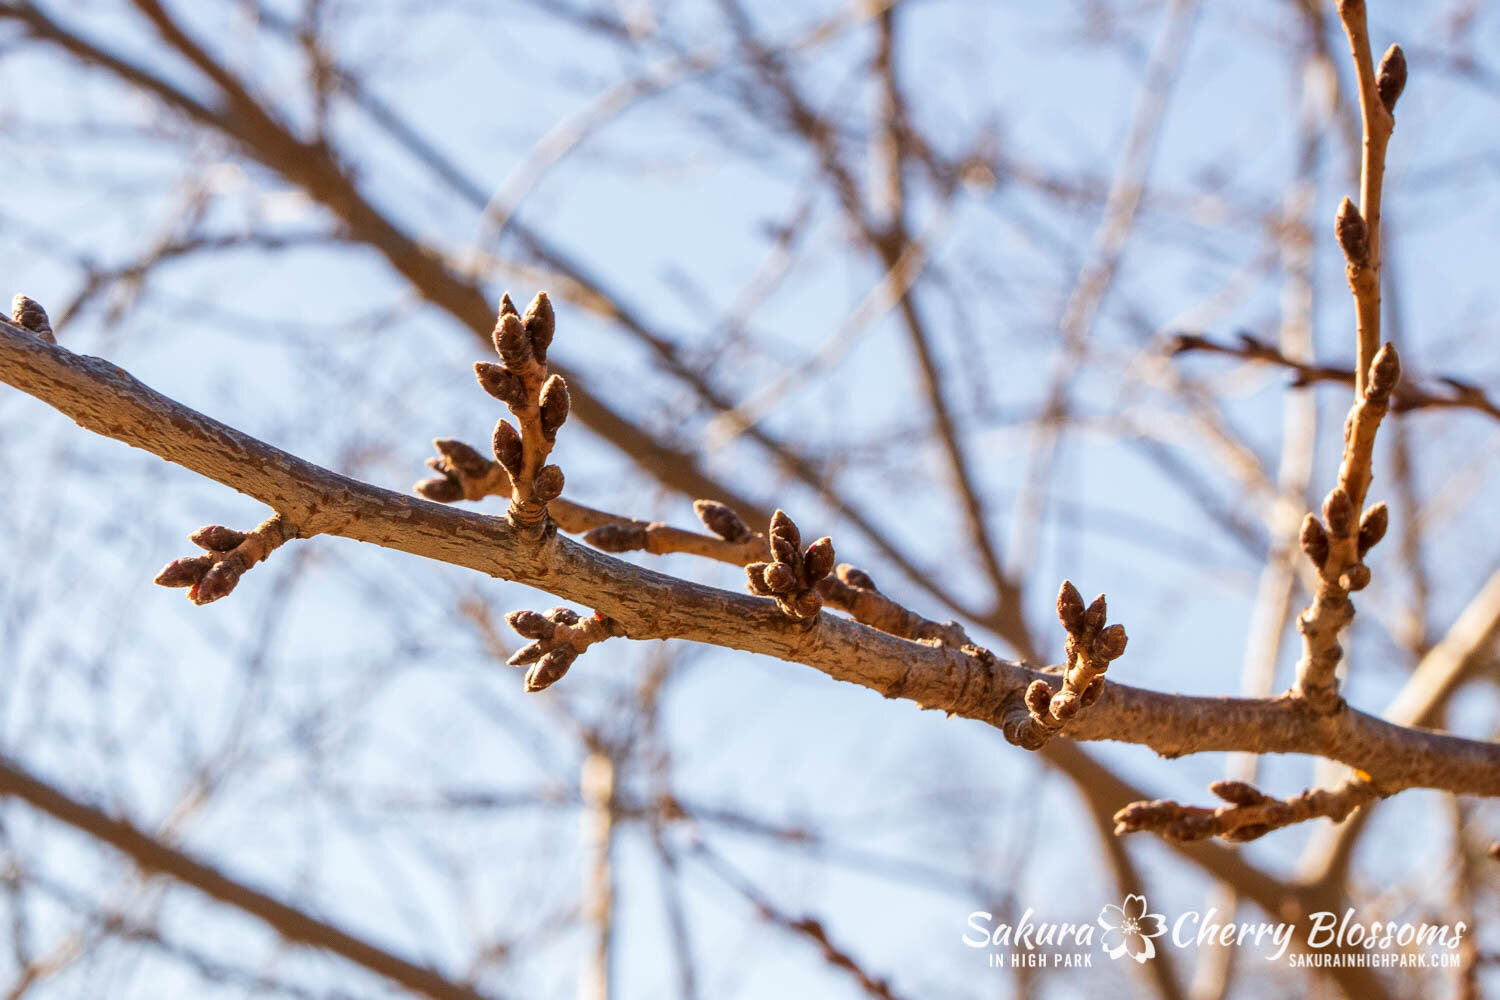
[[1097, 894, 1166, 963]]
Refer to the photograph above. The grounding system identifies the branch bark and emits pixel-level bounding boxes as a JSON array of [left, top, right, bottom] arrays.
[[4, 318, 1500, 803]]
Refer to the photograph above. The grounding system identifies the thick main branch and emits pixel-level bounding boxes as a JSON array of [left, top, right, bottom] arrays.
[[3, 319, 1499, 798]]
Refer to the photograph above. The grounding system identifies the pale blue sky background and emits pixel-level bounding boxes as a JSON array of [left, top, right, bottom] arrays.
[[2, 0, 1499, 997]]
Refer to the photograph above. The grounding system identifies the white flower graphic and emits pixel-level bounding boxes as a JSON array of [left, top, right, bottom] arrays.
[[1097, 894, 1167, 963]]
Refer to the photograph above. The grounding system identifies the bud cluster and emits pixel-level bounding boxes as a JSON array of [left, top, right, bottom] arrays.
[[744, 509, 834, 621]]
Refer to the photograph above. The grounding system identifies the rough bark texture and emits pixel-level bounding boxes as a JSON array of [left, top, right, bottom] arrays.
[[5, 316, 1498, 800]]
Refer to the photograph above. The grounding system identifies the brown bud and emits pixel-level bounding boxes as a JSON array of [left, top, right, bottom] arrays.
[[190, 562, 241, 604], [1340, 563, 1372, 591], [1024, 679, 1053, 720], [770, 535, 800, 567], [803, 537, 835, 582], [1377, 44, 1406, 113], [475, 362, 527, 408], [492, 419, 523, 477], [506, 609, 555, 640], [525, 648, 577, 691], [433, 438, 490, 479], [538, 374, 570, 440], [507, 641, 546, 667], [190, 525, 247, 552], [835, 564, 877, 591], [1209, 780, 1267, 807], [1049, 689, 1080, 722], [415, 476, 462, 502], [1357, 502, 1388, 557], [154, 554, 213, 588], [1093, 623, 1128, 662], [1336, 198, 1368, 266], [763, 561, 797, 593], [533, 464, 565, 502], [1080, 675, 1106, 707], [768, 509, 801, 553], [498, 292, 519, 318], [745, 562, 773, 596], [585, 523, 648, 553], [693, 500, 752, 542], [788, 590, 823, 619], [1366, 343, 1401, 404], [1085, 594, 1108, 633], [522, 291, 555, 362], [1300, 514, 1330, 567], [1056, 580, 1086, 635], [1323, 487, 1354, 536], [494, 313, 531, 369], [10, 294, 55, 344], [546, 607, 582, 626]]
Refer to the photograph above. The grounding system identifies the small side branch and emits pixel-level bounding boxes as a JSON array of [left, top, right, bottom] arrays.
[[505, 607, 624, 692], [154, 514, 297, 605], [1114, 776, 1382, 844], [1006, 582, 1128, 749], [0, 754, 487, 1000], [1291, 3, 1405, 712]]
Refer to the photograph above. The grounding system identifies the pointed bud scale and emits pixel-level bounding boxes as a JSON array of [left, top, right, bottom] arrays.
[[1300, 514, 1330, 567], [1094, 623, 1128, 662], [433, 438, 489, 479], [475, 362, 527, 408], [523, 291, 555, 362], [745, 562, 774, 596], [498, 292, 519, 318], [190, 525, 247, 552], [492, 419, 523, 477], [494, 313, 531, 369], [1209, 780, 1267, 807], [693, 500, 752, 543], [525, 648, 577, 691], [415, 476, 463, 502], [1377, 44, 1406, 113], [1336, 198, 1368, 266], [508, 640, 547, 667], [803, 537, 835, 582], [1366, 343, 1401, 404], [506, 609, 555, 640], [539, 374, 570, 440], [1357, 502, 1388, 557], [1084, 594, 1108, 633], [769, 510, 801, 553], [1323, 488, 1354, 536], [190, 562, 240, 605], [154, 554, 213, 588], [1056, 580, 1086, 634]]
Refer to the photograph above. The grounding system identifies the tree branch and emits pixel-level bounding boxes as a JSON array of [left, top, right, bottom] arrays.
[[4, 317, 1500, 805], [0, 754, 491, 1000]]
